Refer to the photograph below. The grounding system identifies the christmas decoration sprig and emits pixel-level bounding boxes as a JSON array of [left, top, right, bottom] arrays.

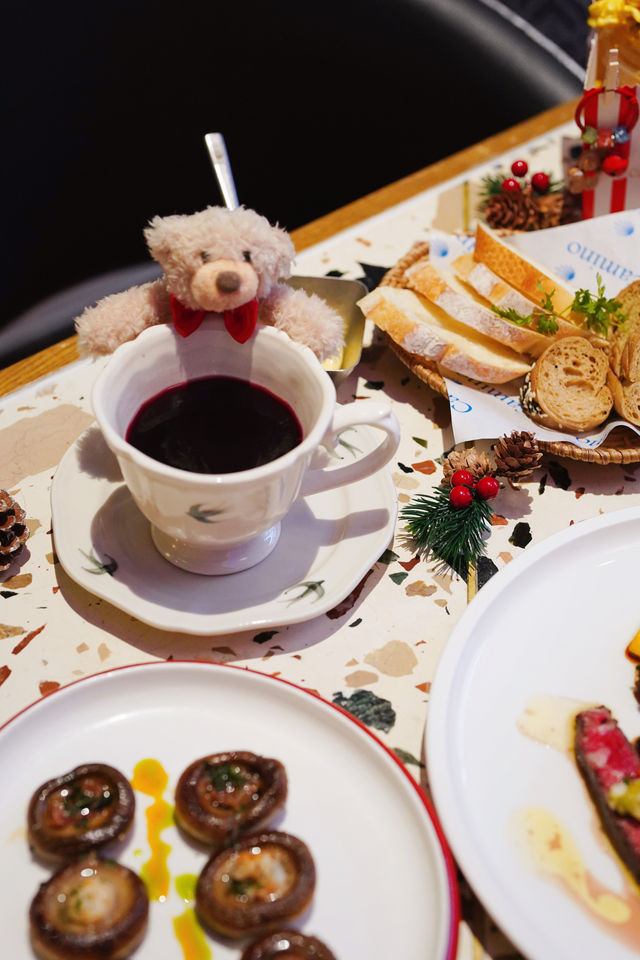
[[401, 485, 494, 576], [401, 436, 542, 576]]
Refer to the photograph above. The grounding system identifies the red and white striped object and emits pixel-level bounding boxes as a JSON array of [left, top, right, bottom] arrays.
[[580, 83, 639, 217]]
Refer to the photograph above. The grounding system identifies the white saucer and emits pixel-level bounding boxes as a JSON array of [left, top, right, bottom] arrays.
[[51, 426, 397, 635]]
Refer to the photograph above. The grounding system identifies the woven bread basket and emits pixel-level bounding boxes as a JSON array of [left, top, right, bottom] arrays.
[[384, 335, 640, 465], [376, 238, 640, 464]]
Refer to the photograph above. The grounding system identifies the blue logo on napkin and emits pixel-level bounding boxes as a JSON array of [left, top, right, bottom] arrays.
[[431, 238, 450, 259], [613, 219, 635, 237], [554, 264, 576, 281]]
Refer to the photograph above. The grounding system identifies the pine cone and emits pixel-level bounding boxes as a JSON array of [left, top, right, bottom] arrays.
[[484, 192, 538, 231], [442, 448, 494, 483], [532, 192, 563, 229], [0, 490, 29, 572], [492, 431, 542, 480]]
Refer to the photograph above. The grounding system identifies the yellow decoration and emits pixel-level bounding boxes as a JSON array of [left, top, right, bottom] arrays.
[[627, 626, 640, 660], [173, 908, 212, 960], [131, 758, 174, 902], [589, 0, 640, 28]]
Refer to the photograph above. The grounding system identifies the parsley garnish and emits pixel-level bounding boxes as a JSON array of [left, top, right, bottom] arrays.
[[490, 304, 531, 326], [64, 784, 113, 819], [492, 274, 624, 338], [490, 303, 559, 335], [229, 877, 260, 897], [535, 312, 559, 335], [536, 281, 556, 314], [571, 274, 626, 337], [207, 762, 249, 792]]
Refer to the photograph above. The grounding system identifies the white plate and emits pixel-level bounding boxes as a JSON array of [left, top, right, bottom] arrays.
[[427, 505, 640, 960], [51, 427, 397, 635], [1, 661, 458, 959]]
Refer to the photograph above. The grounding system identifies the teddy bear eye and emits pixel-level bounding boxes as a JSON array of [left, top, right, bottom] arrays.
[[242, 250, 252, 263], [200, 251, 210, 263]]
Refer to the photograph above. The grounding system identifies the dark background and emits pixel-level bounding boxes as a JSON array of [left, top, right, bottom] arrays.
[[3, 0, 589, 360]]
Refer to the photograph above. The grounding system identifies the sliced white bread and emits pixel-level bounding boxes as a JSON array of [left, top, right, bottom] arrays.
[[609, 280, 640, 381], [473, 222, 577, 315], [607, 370, 640, 427], [357, 285, 531, 384], [405, 259, 552, 356], [527, 337, 612, 433], [452, 253, 583, 340]]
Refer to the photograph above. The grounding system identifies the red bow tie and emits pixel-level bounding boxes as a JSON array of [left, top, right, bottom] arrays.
[[170, 295, 258, 343]]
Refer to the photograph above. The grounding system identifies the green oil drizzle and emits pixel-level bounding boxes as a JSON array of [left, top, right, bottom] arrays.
[[176, 872, 198, 903]]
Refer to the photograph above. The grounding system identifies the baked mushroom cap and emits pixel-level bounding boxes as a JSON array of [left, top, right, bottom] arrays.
[[29, 854, 149, 960], [175, 751, 287, 847], [196, 830, 315, 939], [241, 929, 337, 960], [28, 764, 135, 862]]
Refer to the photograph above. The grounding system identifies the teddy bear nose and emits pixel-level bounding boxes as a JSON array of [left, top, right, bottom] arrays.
[[216, 270, 242, 293]]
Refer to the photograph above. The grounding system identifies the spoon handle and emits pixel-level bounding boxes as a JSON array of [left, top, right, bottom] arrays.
[[204, 133, 239, 210]]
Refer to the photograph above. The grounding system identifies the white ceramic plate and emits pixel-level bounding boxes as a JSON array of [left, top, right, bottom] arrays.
[[427, 505, 640, 960], [51, 426, 397, 635], [1, 661, 458, 959]]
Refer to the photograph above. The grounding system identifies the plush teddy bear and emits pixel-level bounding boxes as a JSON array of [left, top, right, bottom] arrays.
[[75, 206, 344, 361]]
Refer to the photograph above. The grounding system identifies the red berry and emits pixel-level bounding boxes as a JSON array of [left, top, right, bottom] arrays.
[[476, 476, 500, 500], [511, 159, 528, 177], [531, 172, 550, 193], [450, 469, 474, 487], [602, 153, 628, 176], [449, 485, 473, 509], [501, 178, 521, 192]]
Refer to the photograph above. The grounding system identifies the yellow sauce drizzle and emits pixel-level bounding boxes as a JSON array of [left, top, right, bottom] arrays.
[[131, 758, 173, 902], [173, 908, 212, 960], [173, 874, 212, 960], [514, 699, 640, 951], [517, 807, 631, 923], [517, 694, 593, 754]]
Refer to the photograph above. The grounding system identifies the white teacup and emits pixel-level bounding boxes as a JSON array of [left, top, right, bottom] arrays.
[[92, 319, 400, 575]]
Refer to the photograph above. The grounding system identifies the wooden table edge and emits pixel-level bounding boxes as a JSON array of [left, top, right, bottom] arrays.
[[0, 99, 577, 398]]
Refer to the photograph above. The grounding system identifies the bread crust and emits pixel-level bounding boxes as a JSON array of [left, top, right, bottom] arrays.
[[473, 222, 576, 314], [358, 286, 531, 384], [609, 280, 640, 381], [608, 369, 640, 427], [405, 260, 552, 355], [453, 253, 584, 340], [527, 337, 612, 432]]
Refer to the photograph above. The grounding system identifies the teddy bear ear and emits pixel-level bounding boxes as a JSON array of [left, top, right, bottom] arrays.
[[269, 222, 297, 277], [144, 214, 184, 265]]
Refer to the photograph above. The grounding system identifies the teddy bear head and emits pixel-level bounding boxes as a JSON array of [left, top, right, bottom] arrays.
[[144, 206, 296, 313]]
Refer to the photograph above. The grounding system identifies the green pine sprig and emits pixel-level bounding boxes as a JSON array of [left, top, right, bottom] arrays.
[[479, 172, 508, 201], [479, 169, 563, 207], [400, 485, 494, 577]]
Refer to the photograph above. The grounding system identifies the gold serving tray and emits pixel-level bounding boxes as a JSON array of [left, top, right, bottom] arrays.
[[287, 275, 367, 382]]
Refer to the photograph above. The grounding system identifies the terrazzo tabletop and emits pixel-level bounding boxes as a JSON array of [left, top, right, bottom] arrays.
[[3, 121, 640, 960]]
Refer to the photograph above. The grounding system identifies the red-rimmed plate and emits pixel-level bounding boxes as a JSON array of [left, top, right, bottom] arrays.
[[1, 661, 458, 959]]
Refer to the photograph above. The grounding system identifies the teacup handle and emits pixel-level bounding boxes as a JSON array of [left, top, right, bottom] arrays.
[[299, 400, 400, 497]]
